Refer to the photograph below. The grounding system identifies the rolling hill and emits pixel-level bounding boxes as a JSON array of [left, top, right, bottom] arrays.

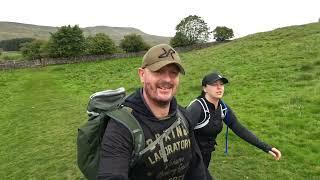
[[0, 21, 170, 45]]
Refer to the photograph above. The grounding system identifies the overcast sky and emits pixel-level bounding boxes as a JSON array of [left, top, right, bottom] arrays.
[[1, 0, 319, 38]]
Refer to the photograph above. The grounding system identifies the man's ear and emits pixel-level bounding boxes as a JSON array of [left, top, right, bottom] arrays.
[[138, 68, 144, 83]]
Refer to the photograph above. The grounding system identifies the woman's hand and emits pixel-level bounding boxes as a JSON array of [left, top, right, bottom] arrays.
[[268, 147, 281, 160]]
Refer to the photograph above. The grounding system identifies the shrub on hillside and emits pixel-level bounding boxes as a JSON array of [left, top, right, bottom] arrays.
[[120, 34, 149, 53], [86, 33, 116, 55], [170, 32, 191, 47], [47, 25, 86, 58], [21, 39, 47, 60], [213, 26, 234, 42]]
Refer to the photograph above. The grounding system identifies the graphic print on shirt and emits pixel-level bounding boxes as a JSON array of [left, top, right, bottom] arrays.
[[142, 123, 191, 179]]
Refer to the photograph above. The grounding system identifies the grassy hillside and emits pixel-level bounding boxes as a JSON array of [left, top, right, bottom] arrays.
[[0, 23, 319, 179], [0, 21, 170, 45]]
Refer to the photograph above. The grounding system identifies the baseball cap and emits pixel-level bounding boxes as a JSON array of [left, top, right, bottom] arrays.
[[202, 72, 229, 86], [141, 44, 185, 75]]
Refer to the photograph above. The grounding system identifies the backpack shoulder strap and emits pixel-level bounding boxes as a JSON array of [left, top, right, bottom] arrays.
[[220, 99, 229, 124], [106, 106, 145, 166], [194, 98, 211, 129], [177, 108, 189, 131]]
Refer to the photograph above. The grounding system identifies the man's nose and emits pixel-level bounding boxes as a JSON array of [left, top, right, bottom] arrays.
[[160, 71, 171, 81]]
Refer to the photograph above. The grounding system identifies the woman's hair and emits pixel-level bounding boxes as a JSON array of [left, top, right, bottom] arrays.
[[201, 89, 206, 96]]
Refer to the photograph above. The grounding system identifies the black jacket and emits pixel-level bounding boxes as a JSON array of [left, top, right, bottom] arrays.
[[186, 95, 272, 154], [97, 88, 208, 180]]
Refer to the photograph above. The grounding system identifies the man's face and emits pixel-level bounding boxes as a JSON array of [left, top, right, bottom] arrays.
[[138, 64, 180, 107], [203, 80, 225, 100]]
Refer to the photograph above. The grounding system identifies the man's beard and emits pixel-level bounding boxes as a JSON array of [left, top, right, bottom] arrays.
[[144, 82, 175, 108]]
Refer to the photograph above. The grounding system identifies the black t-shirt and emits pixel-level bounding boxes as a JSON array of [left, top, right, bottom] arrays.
[[97, 89, 207, 180]]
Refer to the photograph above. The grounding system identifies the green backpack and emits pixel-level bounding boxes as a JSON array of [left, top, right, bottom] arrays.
[[77, 87, 145, 180]]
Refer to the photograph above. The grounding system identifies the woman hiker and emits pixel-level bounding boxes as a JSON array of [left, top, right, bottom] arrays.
[[186, 72, 281, 177]]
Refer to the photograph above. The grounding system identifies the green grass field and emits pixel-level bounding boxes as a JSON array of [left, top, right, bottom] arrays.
[[0, 51, 23, 61], [1, 23, 319, 179]]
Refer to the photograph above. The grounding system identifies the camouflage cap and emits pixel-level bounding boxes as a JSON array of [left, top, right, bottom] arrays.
[[141, 44, 185, 75]]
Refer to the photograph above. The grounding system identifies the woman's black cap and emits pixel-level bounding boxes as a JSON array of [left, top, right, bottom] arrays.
[[202, 72, 229, 86]]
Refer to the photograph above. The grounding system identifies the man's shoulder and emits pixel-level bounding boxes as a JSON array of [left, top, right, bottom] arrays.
[[177, 105, 190, 117], [177, 105, 192, 130], [107, 118, 134, 139]]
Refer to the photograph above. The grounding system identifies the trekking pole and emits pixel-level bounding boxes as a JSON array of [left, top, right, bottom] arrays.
[[221, 100, 229, 155], [224, 126, 229, 155]]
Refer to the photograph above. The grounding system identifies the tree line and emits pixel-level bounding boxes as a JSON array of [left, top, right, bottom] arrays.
[[0, 15, 233, 60]]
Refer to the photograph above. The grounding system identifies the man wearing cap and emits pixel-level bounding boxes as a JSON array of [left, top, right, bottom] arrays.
[[97, 44, 208, 180], [187, 72, 281, 178]]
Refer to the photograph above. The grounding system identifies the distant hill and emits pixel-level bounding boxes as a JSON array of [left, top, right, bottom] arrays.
[[0, 21, 170, 45]]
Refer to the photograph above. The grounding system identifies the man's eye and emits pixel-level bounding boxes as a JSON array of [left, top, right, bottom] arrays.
[[170, 71, 179, 76], [154, 70, 162, 74]]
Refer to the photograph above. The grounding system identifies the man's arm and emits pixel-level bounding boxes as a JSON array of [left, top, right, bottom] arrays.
[[97, 119, 133, 180], [184, 129, 211, 180], [180, 107, 210, 180]]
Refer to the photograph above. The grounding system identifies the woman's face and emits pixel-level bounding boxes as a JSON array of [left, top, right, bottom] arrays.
[[203, 79, 225, 100]]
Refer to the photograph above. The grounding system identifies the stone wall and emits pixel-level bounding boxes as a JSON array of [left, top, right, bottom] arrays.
[[0, 41, 227, 70]]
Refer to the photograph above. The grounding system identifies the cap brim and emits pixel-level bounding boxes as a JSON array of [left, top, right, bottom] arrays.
[[207, 77, 228, 84], [221, 78, 228, 84], [147, 60, 185, 75]]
